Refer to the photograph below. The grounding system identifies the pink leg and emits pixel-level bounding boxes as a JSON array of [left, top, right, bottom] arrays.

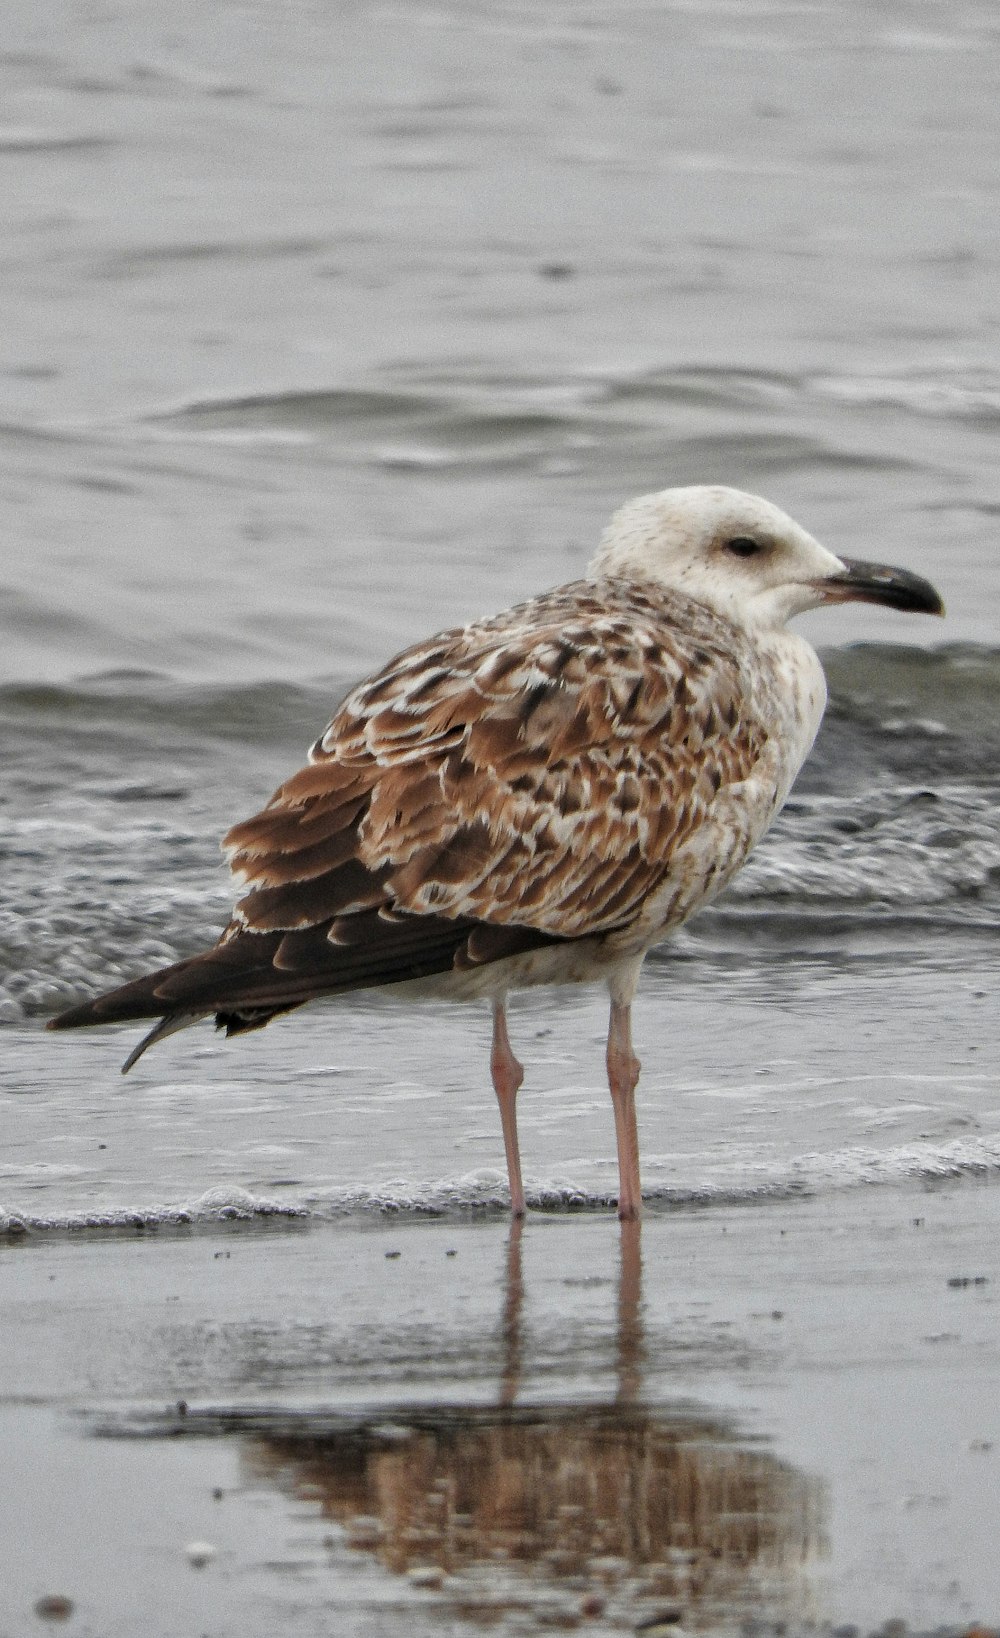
[[607, 998, 642, 1221], [491, 999, 526, 1218]]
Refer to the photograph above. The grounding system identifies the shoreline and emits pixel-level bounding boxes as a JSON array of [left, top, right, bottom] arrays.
[[3, 1180, 999, 1634]]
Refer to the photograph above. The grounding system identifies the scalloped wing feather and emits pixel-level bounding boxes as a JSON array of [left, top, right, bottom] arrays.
[[49, 577, 778, 1040], [224, 578, 771, 955]]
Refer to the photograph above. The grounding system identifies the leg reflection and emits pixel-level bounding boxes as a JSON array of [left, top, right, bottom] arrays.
[[498, 1214, 524, 1407], [497, 1217, 645, 1409], [616, 1216, 644, 1405]]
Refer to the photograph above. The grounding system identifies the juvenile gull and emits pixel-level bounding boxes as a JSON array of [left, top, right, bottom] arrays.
[[49, 486, 943, 1219]]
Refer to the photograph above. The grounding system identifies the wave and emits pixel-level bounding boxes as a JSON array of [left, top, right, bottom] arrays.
[[135, 361, 1000, 431], [1, 641, 997, 771], [0, 124, 113, 153], [73, 361, 1000, 472], [0, 1185, 307, 1238], [0, 670, 334, 749], [5, 1132, 1000, 1237]]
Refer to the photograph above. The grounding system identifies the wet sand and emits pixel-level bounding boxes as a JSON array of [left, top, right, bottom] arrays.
[[3, 1182, 999, 1635]]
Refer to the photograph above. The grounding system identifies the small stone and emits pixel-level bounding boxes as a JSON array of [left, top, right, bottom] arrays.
[[185, 1541, 216, 1569], [34, 1595, 74, 1621], [589, 1554, 629, 1581], [545, 1548, 580, 1574], [539, 1606, 583, 1630], [636, 1612, 685, 1635], [345, 1515, 384, 1549], [407, 1563, 444, 1589]]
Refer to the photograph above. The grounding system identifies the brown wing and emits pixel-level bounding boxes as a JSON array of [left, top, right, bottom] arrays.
[[222, 578, 767, 957], [49, 577, 769, 1043]]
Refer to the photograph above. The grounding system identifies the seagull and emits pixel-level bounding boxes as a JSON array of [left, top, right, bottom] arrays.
[[49, 486, 943, 1219]]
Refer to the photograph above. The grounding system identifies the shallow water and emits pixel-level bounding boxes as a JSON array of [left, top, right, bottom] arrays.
[[2, 647, 999, 1230], [3, 0, 1000, 1630]]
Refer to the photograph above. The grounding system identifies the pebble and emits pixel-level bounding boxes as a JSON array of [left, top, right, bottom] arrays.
[[407, 1563, 444, 1589], [345, 1514, 385, 1549], [33, 1595, 74, 1622], [636, 1613, 686, 1637], [185, 1540, 216, 1568]]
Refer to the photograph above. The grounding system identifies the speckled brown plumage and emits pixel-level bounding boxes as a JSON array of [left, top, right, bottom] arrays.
[[48, 578, 778, 1030], [49, 483, 942, 1218], [224, 579, 771, 979]]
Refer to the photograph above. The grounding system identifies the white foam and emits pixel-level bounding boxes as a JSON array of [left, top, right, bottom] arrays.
[[5, 1137, 1000, 1238], [0, 1184, 306, 1236]]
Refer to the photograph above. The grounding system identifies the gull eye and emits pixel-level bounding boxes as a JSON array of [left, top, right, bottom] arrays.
[[724, 536, 764, 559]]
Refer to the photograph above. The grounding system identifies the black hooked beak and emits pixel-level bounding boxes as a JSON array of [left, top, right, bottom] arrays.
[[821, 557, 945, 617]]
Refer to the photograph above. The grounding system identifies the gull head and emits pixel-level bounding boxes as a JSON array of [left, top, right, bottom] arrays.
[[588, 485, 944, 632]]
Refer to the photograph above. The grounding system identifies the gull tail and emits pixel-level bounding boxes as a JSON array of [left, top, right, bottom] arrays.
[[46, 952, 217, 1073], [47, 932, 321, 1072]]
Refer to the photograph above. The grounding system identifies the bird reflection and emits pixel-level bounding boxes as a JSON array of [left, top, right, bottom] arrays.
[[241, 1224, 824, 1625]]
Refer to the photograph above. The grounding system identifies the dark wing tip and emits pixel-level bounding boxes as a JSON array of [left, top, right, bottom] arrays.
[[47, 1000, 102, 1031]]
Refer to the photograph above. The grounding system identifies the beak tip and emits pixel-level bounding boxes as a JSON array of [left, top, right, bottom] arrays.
[[830, 557, 945, 618]]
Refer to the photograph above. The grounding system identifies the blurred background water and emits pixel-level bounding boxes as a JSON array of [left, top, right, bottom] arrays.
[[2, 0, 1000, 1226]]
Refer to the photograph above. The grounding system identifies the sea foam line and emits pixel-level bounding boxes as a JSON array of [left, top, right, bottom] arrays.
[[5, 1135, 1000, 1236]]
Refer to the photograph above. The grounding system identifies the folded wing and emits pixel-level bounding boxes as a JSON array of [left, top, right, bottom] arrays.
[[50, 578, 769, 1048]]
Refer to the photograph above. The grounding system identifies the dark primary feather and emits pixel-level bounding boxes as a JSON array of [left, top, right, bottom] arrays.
[[49, 915, 563, 1030]]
